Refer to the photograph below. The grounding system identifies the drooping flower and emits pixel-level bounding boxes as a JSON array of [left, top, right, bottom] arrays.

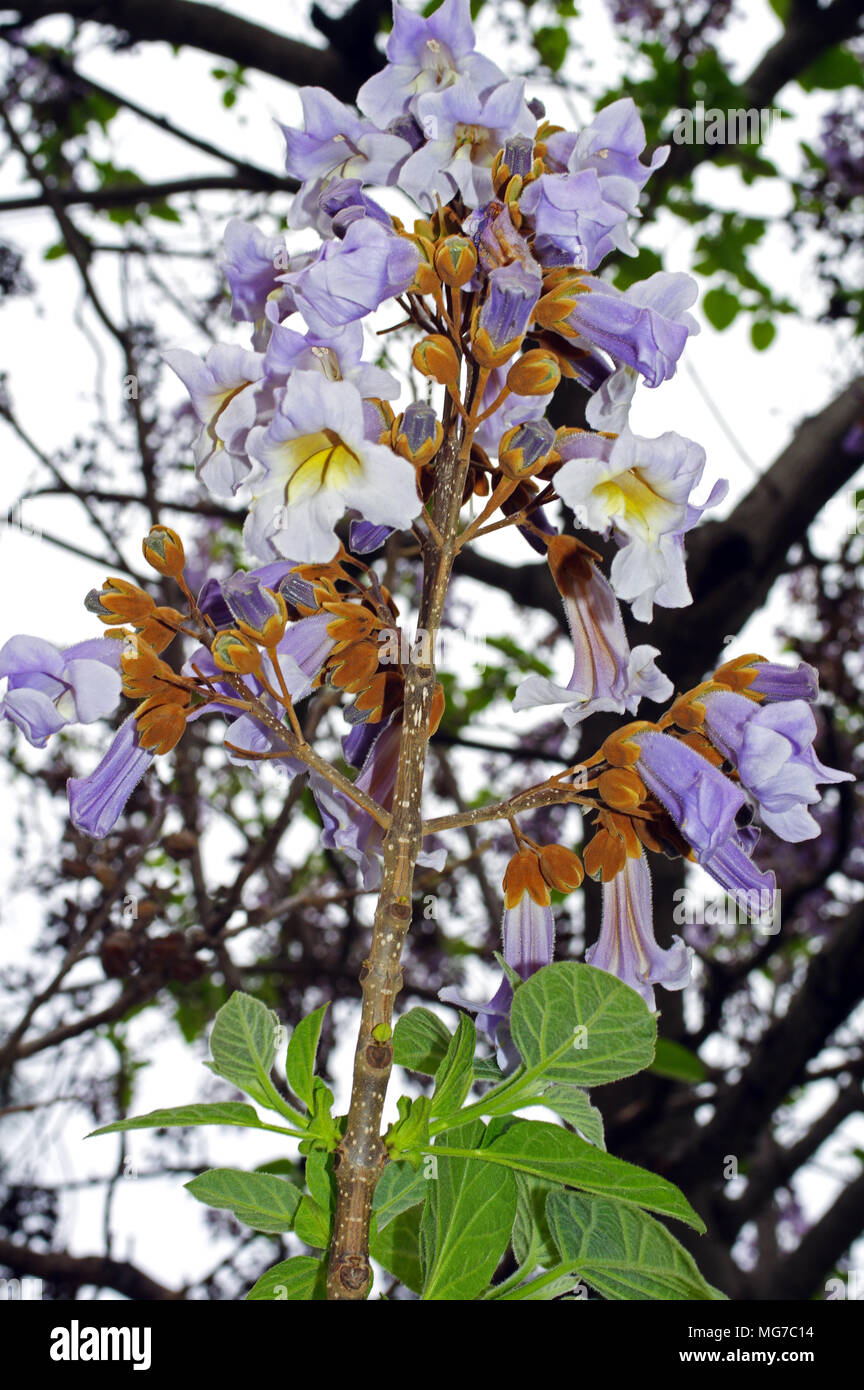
[[700, 821, 778, 917], [513, 536, 671, 724], [698, 690, 854, 841], [357, 0, 506, 128], [0, 634, 122, 748], [399, 78, 535, 209], [584, 363, 639, 433], [163, 343, 267, 497], [554, 425, 726, 621], [440, 849, 555, 1036], [278, 216, 420, 334], [67, 716, 155, 837], [586, 850, 691, 1009], [244, 371, 420, 562]]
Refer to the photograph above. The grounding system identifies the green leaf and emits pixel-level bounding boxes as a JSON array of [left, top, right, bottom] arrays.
[[372, 1160, 428, 1231], [546, 1192, 726, 1299], [530, 1084, 605, 1147], [512, 1172, 560, 1269], [420, 1121, 517, 1301], [184, 1168, 301, 1233], [750, 319, 776, 352], [206, 991, 283, 1112], [294, 1195, 331, 1249], [304, 1148, 336, 1214], [431, 1013, 476, 1119], [285, 1003, 328, 1109], [533, 24, 568, 72], [393, 1007, 452, 1075], [484, 1121, 705, 1231], [510, 961, 656, 1087], [370, 1205, 424, 1294], [798, 46, 864, 92], [246, 1255, 326, 1301], [702, 286, 741, 330], [87, 1102, 274, 1137], [650, 1037, 708, 1083]]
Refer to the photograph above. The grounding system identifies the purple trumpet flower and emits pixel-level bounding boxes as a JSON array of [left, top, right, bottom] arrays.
[[440, 890, 556, 1038], [279, 216, 420, 335], [67, 716, 154, 837], [749, 661, 819, 704], [513, 538, 671, 725], [0, 634, 121, 748], [633, 729, 746, 862], [562, 270, 699, 388], [263, 317, 398, 404], [162, 342, 267, 498], [220, 219, 289, 323], [700, 823, 778, 924], [586, 851, 690, 1010], [699, 691, 854, 841]]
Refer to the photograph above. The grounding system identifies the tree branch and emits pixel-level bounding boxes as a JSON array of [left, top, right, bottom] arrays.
[[0, 1237, 183, 1299], [8, 0, 385, 102]]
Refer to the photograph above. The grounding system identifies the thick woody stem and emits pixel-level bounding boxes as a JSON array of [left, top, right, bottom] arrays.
[[326, 412, 474, 1299]]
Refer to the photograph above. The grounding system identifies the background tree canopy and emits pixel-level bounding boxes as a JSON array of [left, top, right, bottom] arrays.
[[0, 0, 862, 1301]]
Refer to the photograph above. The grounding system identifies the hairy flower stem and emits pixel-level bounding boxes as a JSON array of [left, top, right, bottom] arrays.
[[326, 398, 476, 1300]]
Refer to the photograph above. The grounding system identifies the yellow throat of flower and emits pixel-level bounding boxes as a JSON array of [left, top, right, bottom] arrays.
[[280, 430, 363, 502]]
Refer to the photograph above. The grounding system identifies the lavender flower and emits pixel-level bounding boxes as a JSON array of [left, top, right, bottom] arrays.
[[219, 219, 288, 323], [399, 78, 535, 209], [699, 691, 854, 841], [67, 716, 154, 837], [279, 216, 419, 334], [263, 318, 399, 404], [440, 873, 555, 1036], [519, 168, 629, 270], [554, 425, 726, 621], [281, 88, 412, 231], [586, 851, 690, 1008], [634, 729, 745, 861], [560, 270, 699, 387], [163, 344, 267, 497], [0, 634, 121, 748], [513, 537, 671, 724], [357, 0, 506, 128]]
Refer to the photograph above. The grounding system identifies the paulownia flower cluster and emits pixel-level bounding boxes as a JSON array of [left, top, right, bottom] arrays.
[[0, 0, 851, 1302]]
